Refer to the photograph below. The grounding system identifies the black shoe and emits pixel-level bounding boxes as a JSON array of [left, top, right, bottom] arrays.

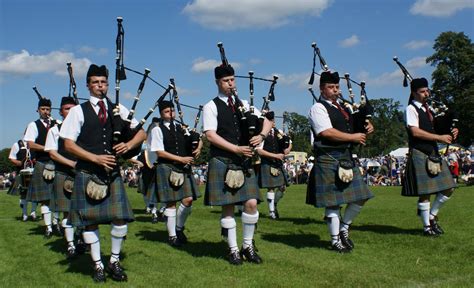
[[66, 246, 77, 259], [44, 229, 52, 239], [430, 218, 444, 235], [54, 223, 63, 237], [176, 229, 188, 244], [168, 236, 182, 247], [93, 266, 106, 283], [151, 212, 158, 224], [106, 261, 128, 282], [331, 241, 351, 253], [241, 245, 263, 264], [339, 230, 354, 250], [423, 228, 439, 237], [227, 249, 243, 265]]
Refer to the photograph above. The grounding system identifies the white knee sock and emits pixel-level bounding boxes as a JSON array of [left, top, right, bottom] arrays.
[[325, 208, 341, 245], [83, 230, 102, 269], [164, 208, 177, 237], [242, 212, 259, 249], [221, 217, 238, 252], [41, 205, 52, 231], [110, 224, 128, 264], [267, 191, 275, 212], [340, 203, 362, 232], [430, 193, 450, 219], [20, 199, 27, 216], [62, 219, 74, 246], [418, 202, 431, 230], [176, 203, 192, 231]]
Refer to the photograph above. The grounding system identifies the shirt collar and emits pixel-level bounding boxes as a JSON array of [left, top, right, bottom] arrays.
[[89, 95, 107, 107], [218, 92, 233, 102], [412, 100, 423, 109]]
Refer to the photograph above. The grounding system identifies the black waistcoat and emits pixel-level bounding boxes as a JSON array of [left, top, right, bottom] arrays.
[[407, 103, 437, 155], [34, 119, 51, 162], [75, 101, 114, 175], [159, 121, 187, 164], [210, 97, 242, 162], [55, 123, 77, 174], [314, 100, 353, 149]]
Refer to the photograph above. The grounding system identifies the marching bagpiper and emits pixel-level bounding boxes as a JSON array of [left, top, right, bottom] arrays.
[[148, 100, 202, 246], [402, 78, 457, 236], [59, 64, 146, 282]]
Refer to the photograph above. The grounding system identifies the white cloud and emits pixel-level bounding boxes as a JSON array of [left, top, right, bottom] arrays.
[[271, 72, 310, 90], [410, 0, 474, 17], [0, 50, 92, 77], [404, 40, 431, 50], [339, 35, 360, 48], [78, 46, 108, 56], [191, 57, 240, 73], [183, 0, 332, 30], [356, 56, 428, 87]]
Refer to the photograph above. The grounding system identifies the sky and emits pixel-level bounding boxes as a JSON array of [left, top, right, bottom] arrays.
[[0, 0, 473, 149]]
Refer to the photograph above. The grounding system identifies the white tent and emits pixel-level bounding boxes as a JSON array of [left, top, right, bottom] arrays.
[[365, 159, 381, 167], [389, 147, 409, 158]]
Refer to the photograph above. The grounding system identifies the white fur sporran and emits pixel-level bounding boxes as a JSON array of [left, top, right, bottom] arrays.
[[426, 155, 442, 176], [337, 160, 354, 183], [86, 176, 108, 200], [169, 170, 185, 188], [225, 169, 245, 189], [43, 163, 55, 181]]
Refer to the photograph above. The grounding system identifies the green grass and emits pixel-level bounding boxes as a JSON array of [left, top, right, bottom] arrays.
[[0, 185, 473, 287]]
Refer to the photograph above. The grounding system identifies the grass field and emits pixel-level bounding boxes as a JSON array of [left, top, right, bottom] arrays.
[[0, 184, 473, 287]]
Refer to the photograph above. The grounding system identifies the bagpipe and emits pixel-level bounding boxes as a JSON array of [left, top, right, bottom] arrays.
[[66, 62, 80, 105], [273, 112, 291, 153], [393, 56, 458, 139], [169, 78, 203, 158], [308, 41, 374, 133], [105, 17, 175, 159]]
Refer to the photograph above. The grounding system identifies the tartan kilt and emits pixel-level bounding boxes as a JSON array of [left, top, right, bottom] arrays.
[[401, 149, 456, 197], [7, 174, 27, 197], [205, 157, 262, 206], [154, 164, 200, 203], [26, 161, 54, 203], [49, 171, 73, 213], [258, 162, 288, 189], [69, 171, 134, 228], [306, 152, 373, 208], [138, 167, 158, 204]]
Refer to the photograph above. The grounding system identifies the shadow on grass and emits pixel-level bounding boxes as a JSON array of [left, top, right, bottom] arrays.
[[260, 232, 328, 249], [351, 224, 420, 235], [276, 216, 325, 226], [28, 225, 45, 236], [135, 229, 227, 260], [132, 208, 147, 215]]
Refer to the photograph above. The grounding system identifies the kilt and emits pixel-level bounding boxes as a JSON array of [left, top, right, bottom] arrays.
[[154, 164, 200, 203], [49, 171, 73, 213], [306, 151, 373, 208], [401, 149, 456, 197], [138, 167, 158, 204], [69, 171, 134, 228], [258, 162, 289, 189], [7, 174, 27, 198], [205, 157, 262, 206], [26, 161, 54, 203]]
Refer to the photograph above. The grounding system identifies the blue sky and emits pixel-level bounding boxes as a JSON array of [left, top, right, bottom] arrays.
[[1, 0, 473, 149]]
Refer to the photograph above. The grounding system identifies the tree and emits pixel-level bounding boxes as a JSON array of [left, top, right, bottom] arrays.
[[285, 112, 312, 155], [362, 98, 406, 157], [426, 31, 474, 146], [0, 148, 15, 174]]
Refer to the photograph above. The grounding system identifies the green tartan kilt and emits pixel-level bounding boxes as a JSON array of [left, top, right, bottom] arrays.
[[154, 164, 200, 203], [205, 157, 262, 206], [69, 171, 134, 228], [26, 161, 54, 203], [306, 153, 373, 208], [49, 171, 73, 213], [401, 149, 456, 197], [258, 162, 288, 189], [138, 167, 158, 204], [7, 174, 27, 198]]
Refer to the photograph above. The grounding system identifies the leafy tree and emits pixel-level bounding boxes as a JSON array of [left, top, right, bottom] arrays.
[[285, 112, 312, 155], [362, 98, 406, 157], [0, 148, 15, 174], [426, 31, 474, 146]]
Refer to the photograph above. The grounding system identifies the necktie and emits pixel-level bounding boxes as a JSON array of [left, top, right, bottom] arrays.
[[332, 100, 349, 121], [227, 95, 235, 113], [44, 118, 50, 129], [97, 100, 107, 125], [422, 103, 433, 123]]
